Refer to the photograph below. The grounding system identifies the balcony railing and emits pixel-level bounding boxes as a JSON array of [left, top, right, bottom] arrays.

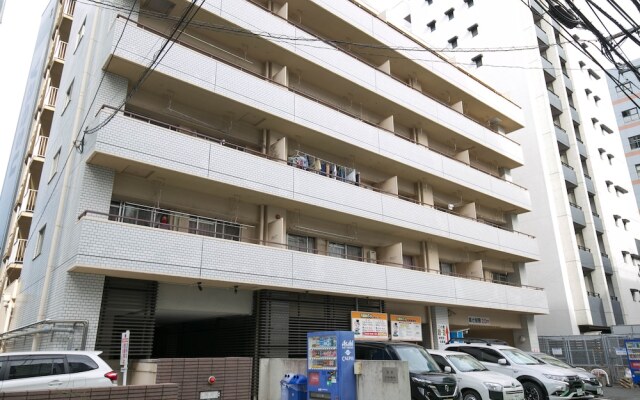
[[63, 0, 76, 17], [120, 16, 526, 186], [44, 86, 58, 108], [53, 39, 68, 61], [9, 239, 27, 264], [20, 189, 38, 213], [33, 136, 48, 159], [79, 209, 543, 291], [104, 107, 534, 238]]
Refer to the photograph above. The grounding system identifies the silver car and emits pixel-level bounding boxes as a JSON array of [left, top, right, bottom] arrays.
[[529, 352, 603, 397]]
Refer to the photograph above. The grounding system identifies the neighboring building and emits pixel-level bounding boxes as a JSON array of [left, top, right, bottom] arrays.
[[0, 0, 546, 384], [607, 60, 640, 212], [361, 0, 640, 335], [0, 0, 5, 24]]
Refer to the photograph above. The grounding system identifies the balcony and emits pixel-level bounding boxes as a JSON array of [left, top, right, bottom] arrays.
[[548, 90, 562, 115], [33, 136, 48, 160], [87, 111, 538, 260], [593, 212, 604, 234], [601, 252, 613, 275], [587, 292, 606, 326], [563, 73, 574, 92], [583, 174, 595, 195], [576, 139, 587, 160], [562, 162, 577, 189], [535, 24, 549, 47], [17, 189, 37, 216], [611, 296, 624, 325], [71, 214, 548, 314], [554, 125, 569, 151], [578, 245, 595, 271], [43, 86, 58, 109], [102, 21, 531, 212], [570, 105, 580, 124], [53, 39, 68, 62], [5, 239, 27, 280], [569, 202, 585, 229], [109, 15, 524, 168], [542, 57, 556, 82], [557, 45, 567, 60], [62, 0, 75, 17]]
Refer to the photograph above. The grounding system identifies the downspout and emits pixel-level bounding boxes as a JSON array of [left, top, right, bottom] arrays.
[[33, 4, 103, 350]]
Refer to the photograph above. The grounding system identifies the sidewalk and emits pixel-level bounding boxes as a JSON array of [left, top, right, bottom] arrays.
[[600, 383, 639, 400]]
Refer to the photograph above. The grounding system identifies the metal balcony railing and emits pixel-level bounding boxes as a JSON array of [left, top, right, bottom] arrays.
[[44, 86, 58, 108], [21, 189, 37, 213], [62, 0, 76, 17], [53, 39, 68, 61], [34, 136, 48, 159], [9, 239, 27, 264]]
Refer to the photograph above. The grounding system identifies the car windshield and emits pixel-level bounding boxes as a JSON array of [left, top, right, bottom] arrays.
[[536, 354, 573, 369], [501, 348, 542, 365], [394, 346, 442, 374], [447, 354, 488, 372]]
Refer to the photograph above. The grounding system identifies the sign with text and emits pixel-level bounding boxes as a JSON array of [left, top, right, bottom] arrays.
[[390, 315, 422, 341], [437, 324, 449, 345], [468, 316, 491, 326], [351, 311, 388, 340], [120, 330, 130, 367]]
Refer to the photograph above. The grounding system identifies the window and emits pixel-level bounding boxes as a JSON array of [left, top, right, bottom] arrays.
[[404, 14, 411, 23], [585, 88, 592, 97], [355, 346, 391, 361], [445, 8, 454, 20], [464, 0, 474, 7], [587, 68, 601, 80], [492, 272, 509, 284], [471, 54, 483, 67], [287, 234, 316, 253], [468, 24, 478, 37], [34, 226, 46, 258], [328, 242, 362, 261], [403, 255, 416, 268], [635, 164, 640, 178], [622, 107, 639, 123], [479, 348, 504, 364], [8, 358, 65, 380], [63, 79, 74, 113], [75, 18, 86, 52], [425, 0, 433, 4], [427, 20, 436, 31], [448, 36, 458, 49], [189, 217, 240, 241], [440, 262, 454, 275], [629, 134, 640, 149], [67, 354, 98, 374], [49, 148, 61, 182], [616, 82, 632, 93], [578, 60, 586, 69], [614, 214, 621, 226], [593, 95, 601, 105]]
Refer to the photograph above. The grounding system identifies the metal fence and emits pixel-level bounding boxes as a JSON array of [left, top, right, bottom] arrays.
[[539, 334, 638, 382]]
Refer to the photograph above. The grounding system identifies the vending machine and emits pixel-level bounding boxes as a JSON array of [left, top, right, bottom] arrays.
[[307, 331, 356, 400], [625, 339, 640, 385]]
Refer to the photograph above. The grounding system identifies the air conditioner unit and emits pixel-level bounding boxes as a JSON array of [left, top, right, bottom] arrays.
[[367, 250, 377, 263]]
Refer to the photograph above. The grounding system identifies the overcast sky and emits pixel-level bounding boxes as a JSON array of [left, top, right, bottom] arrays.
[[0, 0, 50, 190]]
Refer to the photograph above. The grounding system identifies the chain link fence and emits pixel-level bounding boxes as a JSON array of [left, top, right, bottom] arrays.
[[539, 334, 637, 382]]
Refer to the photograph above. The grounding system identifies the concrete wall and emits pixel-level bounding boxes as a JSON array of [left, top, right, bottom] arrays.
[[0, 384, 179, 400], [258, 358, 307, 400]]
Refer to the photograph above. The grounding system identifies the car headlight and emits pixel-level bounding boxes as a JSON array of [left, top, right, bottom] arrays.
[[411, 377, 435, 385], [483, 382, 504, 392], [543, 374, 570, 383]]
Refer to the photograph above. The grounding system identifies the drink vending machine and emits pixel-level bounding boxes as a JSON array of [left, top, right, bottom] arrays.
[[307, 331, 356, 400]]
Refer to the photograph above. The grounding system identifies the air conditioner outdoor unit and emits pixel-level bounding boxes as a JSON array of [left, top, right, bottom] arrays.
[[367, 250, 377, 263]]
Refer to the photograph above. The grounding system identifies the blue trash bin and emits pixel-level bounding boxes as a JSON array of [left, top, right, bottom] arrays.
[[286, 374, 307, 400], [280, 373, 294, 400]]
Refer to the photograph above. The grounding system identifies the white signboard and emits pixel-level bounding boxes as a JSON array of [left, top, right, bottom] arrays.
[[468, 316, 491, 326], [120, 330, 130, 386], [551, 348, 563, 356], [437, 324, 449, 345], [390, 315, 422, 341], [351, 311, 388, 340]]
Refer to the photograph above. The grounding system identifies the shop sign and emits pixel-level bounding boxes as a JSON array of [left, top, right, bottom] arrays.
[[436, 324, 449, 345], [390, 314, 422, 341], [351, 311, 388, 340], [468, 316, 491, 326]]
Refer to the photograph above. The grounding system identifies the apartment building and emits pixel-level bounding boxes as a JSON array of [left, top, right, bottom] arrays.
[[0, 0, 547, 372], [361, 0, 640, 335], [607, 60, 640, 213]]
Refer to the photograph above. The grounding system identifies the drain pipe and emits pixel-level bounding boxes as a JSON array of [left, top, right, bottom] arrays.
[[34, 4, 103, 350]]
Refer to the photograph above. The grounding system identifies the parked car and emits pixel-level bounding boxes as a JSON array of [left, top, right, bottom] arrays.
[[0, 351, 117, 392], [430, 349, 525, 400], [355, 341, 461, 399], [445, 340, 591, 400], [528, 353, 603, 397]]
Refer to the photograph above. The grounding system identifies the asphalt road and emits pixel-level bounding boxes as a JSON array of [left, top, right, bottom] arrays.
[[598, 384, 639, 400]]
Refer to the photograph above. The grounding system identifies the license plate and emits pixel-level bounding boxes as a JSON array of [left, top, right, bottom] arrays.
[[505, 393, 525, 400], [596, 388, 603, 395], [576, 388, 584, 396]]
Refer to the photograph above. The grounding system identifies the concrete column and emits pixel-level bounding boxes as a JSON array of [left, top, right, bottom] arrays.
[[512, 314, 539, 352], [430, 306, 450, 350]]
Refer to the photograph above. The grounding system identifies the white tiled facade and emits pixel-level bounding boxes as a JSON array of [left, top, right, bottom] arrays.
[[362, 0, 640, 335], [0, 0, 550, 354]]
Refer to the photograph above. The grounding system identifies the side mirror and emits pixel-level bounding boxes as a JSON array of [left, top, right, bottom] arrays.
[[444, 366, 452, 373], [498, 358, 508, 365]]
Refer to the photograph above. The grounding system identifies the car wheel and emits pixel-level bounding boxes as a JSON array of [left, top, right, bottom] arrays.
[[522, 381, 544, 400], [462, 389, 481, 400]]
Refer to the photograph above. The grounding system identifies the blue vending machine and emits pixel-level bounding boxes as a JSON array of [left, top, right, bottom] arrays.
[[307, 331, 356, 400], [624, 339, 640, 385]]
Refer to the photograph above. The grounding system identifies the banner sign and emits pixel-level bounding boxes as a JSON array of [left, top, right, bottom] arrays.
[[351, 311, 388, 340], [390, 315, 422, 341]]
